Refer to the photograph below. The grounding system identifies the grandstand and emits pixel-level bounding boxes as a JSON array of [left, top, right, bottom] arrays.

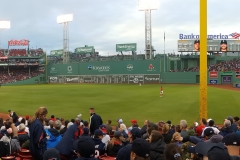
[[0, 46, 46, 85]]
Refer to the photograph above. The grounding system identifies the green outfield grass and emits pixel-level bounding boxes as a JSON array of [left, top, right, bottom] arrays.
[[0, 84, 239, 126]]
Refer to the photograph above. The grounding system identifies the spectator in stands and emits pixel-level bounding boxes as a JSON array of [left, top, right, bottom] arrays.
[[201, 119, 220, 137], [107, 131, 124, 156], [8, 109, 18, 123], [149, 130, 165, 160], [130, 138, 151, 160], [128, 119, 139, 132], [222, 132, 240, 157], [220, 119, 234, 137], [5, 118, 18, 139], [81, 128, 90, 136], [162, 124, 172, 144], [29, 107, 48, 160], [43, 148, 60, 160], [179, 120, 188, 138], [51, 115, 56, 121], [236, 120, 240, 136], [55, 114, 82, 159], [18, 123, 29, 146], [60, 120, 69, 135], [75, 136, 97, 160], [164, 143, 183, 160], [105, 120, 112, 135], [89, 108, 103, 135], [119, 123, 128, 138], [227, 116, 238, 132], [99, 125, 110, 148], [45, 120, 62, 149], [92, 129, 105, 157], [233, 116, 240, 124], [116, 128, 141, 160], [195, 118, 207, 137], [116, 119, 124, 131], [140, 120, 149, 136]]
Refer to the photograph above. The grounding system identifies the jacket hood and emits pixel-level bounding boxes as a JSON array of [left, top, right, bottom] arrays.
[[150, 139, 166, 153], [48, 128, 60, 137]]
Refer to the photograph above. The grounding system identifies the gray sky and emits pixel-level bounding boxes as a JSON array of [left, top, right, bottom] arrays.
[[0, 0, 240, 55]]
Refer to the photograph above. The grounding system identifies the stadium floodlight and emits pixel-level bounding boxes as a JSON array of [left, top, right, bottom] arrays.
[[57, 14, 73, 63], [138, 0, 159, 11], [0, 21, 10, 49], [57, 14, 73, 24], [138, 0, 158, 60]]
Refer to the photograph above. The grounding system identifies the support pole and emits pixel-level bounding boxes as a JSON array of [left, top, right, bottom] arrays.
[[200, 0, 208, 119]]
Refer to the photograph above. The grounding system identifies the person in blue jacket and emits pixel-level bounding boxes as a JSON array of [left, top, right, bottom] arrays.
[[92, 129, 105, 158], [29, 107, 48, 160]]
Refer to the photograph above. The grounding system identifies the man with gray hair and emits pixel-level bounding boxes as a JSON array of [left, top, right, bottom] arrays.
[[180, 120, 188, 138], [220, 119, 234, 137]]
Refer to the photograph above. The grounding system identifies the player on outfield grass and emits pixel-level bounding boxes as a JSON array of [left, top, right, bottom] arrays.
[[160, 86, 163, 97]]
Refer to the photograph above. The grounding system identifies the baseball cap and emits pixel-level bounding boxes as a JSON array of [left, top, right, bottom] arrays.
[[131, 139, 150, 158], [114, 131, 123, 138], [117, 119, 123, 123], [194, 40, 200, 44], [220, 40, 227, 44], [222, 133, 240, 146], [130, 120, 138, 124], [76, 136, 95, 158], [166, 120, 171, 124], [130, 128, 141, 139], [43, 148, 60, 160], [195, 142, 231, 160], [203, 128, 214, 137], [82, 127, 89, 135], [25, 115, 29, 120], [94, 129, 103, 136], [99, 125, 107, 134], [207, 118, 212, 123]]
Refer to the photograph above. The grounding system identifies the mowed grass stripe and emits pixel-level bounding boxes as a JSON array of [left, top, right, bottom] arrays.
[[0, 84, 239, 126]]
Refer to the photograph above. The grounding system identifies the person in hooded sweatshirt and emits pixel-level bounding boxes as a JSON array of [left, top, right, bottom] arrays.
[[149, 130, 166, 160], [92, 129, 105, 158], [75, 136, 97, 160], [29, 107, 48, 160], [45, 120, 62, 149], [55, 114, 82, 159]]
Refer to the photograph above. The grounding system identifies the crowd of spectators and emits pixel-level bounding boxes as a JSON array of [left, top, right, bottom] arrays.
[[170, 58, 240, 72], [9, 49, 28, 57], [0, 68, 42, 84], [0, 49, 5, 57], [29, 49, 44, 57], [1, 107, 240, 160]]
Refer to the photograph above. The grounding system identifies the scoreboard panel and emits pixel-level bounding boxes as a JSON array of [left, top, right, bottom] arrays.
[[178, 40, 240, 52]]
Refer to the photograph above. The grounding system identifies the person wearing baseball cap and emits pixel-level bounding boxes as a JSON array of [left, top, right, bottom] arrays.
[[128, 119, 139, 132], [222, 132, 240, 156], [92, 129, 105, 157], [130, 139, 151, 160], [220, 40, 228, 52], [193, 40, 200, 52], [99, 125, 110, 149], [116, 128, 142, 160], [75, 136, 97, 160]]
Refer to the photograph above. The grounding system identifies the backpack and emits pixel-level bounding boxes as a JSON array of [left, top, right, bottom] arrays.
[[0, 141, 11, 157]]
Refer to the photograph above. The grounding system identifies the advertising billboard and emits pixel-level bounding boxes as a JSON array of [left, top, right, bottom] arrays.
[[50, 50, 63, 56], [75, 46, 94, 54], [116, 43, 137, 52], [178, 40, 240, 52]]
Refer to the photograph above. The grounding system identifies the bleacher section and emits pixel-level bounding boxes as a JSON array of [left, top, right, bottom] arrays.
[[9, 49, 27, 57], [0, 49, 4, 57]]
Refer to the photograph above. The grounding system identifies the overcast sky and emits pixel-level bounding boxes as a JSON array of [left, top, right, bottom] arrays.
[[0, 0, 240, 55]]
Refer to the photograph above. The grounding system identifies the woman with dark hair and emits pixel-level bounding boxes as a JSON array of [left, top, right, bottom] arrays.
[[29, 107, 48, 160], [149, 130, 166, 160], [164, 143, 183, 160]]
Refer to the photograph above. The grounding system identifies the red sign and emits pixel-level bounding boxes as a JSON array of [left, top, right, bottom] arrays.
[[8, 39, 29, 46], [209, 71, 218, 78]]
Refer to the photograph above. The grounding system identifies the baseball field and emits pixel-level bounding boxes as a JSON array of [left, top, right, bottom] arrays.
[[0, 84, 239, 126]]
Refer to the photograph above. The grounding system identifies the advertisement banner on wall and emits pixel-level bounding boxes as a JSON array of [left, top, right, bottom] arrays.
[[129, 75, 144, 84], [236, 71, 240, 78], [222, 76, 232, 84], [209, 80, 218, 84], [209, 71, 218, 78], [65, 76, 79, 83], [49, 77, 58, 83], [144, 75, 160, 83]]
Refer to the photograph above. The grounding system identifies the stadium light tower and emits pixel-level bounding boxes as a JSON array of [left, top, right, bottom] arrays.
[[138, 0, 158, 59], [57, 14, 73, 64], [0, 21, 10, 49]]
